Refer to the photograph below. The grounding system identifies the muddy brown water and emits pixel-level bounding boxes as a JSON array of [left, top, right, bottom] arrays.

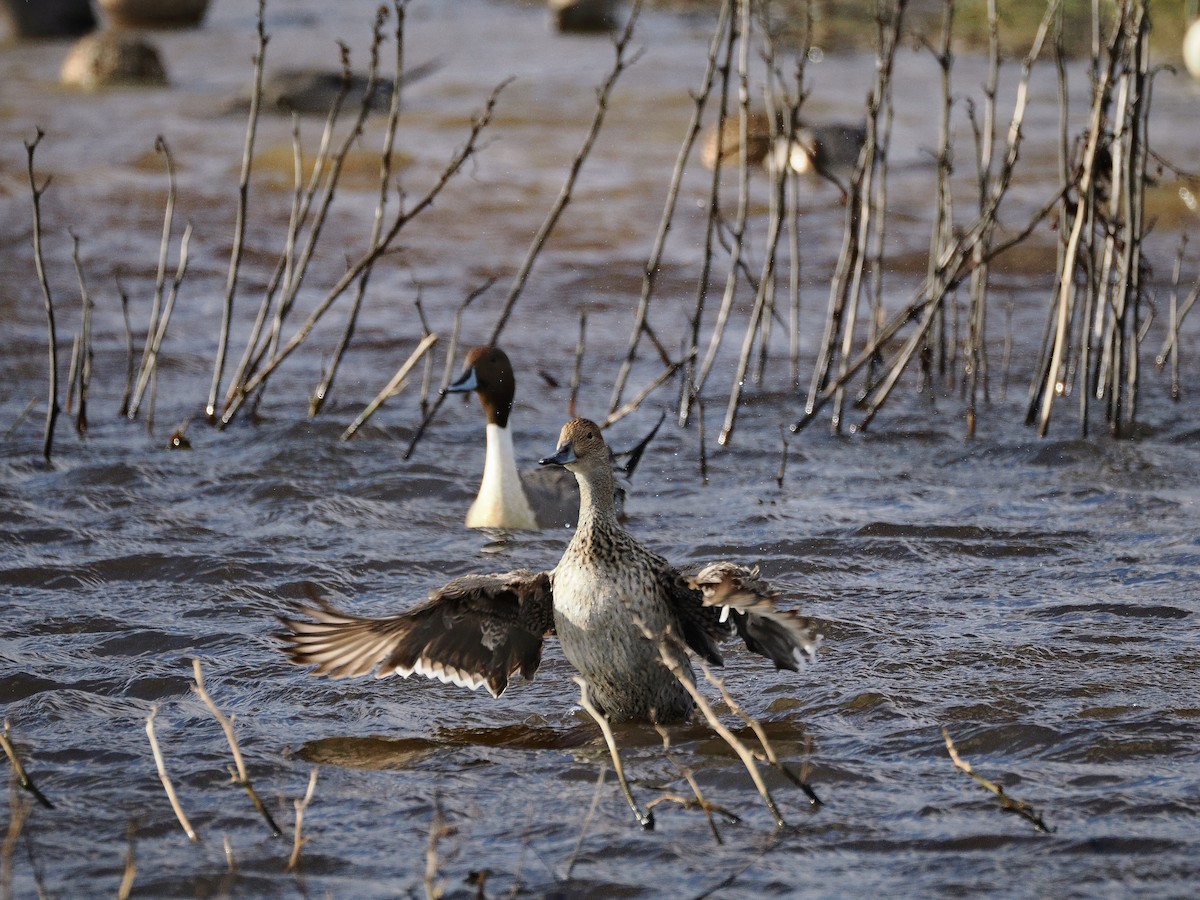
[[2, 1, 1199, 897]]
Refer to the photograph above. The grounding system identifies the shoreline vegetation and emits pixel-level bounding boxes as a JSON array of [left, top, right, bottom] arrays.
[[660, 0, 1196, 60], [10, 0, 1199, 461]]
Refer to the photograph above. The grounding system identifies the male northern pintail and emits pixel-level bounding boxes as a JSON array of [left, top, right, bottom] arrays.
[[446, 346, 630, 531], [700, 109, 866, 182], [281, 418, 820, 724]]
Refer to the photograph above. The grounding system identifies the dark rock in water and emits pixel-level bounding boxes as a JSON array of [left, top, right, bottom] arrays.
[[1, 0, 96, 39], [60, 31, 167, 90], [549, 0, 618, 33], [96, 0, 209, 30]]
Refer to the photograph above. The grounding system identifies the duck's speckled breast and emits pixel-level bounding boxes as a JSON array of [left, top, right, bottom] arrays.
[[552, 534, 694, 723]]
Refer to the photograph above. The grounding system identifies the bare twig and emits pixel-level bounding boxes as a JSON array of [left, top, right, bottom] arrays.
[[286, 768, 318, 872], [117, 821, 137, 900], [942, 728, 1052, 833], [400, 278, 494, 459], [697, 660, 821, 807], [652, 723, 735, 843], [68, 231, 94, 435], [145, 707, 199, 842], [573, 677, 654, 829], [609, 0, 733, 414], [2, 782, 33, 900], [602, 351, 693, 429], [207, 0, 268, 421], [563, 762, 606, 878], [0, 722, 52, 810], [636, 622, 786, 827], [24, 129, 59, 463], [191, 659, 282, 837], [313, 1, 414, 416], [220, 79, 509, 426], [340, 332, 438, 440], [487, 0, 644, 346], [129, 223, 192, 419]]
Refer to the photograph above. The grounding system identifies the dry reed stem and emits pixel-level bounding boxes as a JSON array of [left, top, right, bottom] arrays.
[[191, 659, 283, 837], [308, 3, 405, 422], [208, 0, 267, 421], [696, 660, 821, 807], [68, 231, 94, 435], [136, 135, 176, 410], [2, 781, 33, 900], [652, 723, 734, 843], [401, 278, 493, 459], [487, 0, 644, 347], [220, 78, 509, 426], [793, 2, 1060, 435], [269, 15, 388, 350], [680, 1, 737, 428], [563, 762, 607, 879], [239, 13, 390, 416], [602, 351, 693, 429], [693, 0, 755, 398], [129, 223, 192, 419], [23, 129, 59, 463], [635, 622, 786, 827], [116, 822, 136, 900], [570, 312, 587, 418], [609, 0, 733, 415], [145, 707, 199, 842], [286, 768, 318, 872], [572, 676, 654, 829], [423, 793, 454, 900], [340, 332, 438, 440], [0, 722, 52, 811], [941, 727, 1052, 833]]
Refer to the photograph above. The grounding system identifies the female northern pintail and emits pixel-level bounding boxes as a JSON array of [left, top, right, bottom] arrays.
[[446, 346, 629, 531], [281, 418, 820, 724]]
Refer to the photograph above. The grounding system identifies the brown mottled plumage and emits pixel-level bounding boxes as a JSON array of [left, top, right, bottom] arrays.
[[279, 418, 820, 724]]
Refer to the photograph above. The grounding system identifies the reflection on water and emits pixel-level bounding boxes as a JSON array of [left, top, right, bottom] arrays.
[[1, 0, 1199, 897]]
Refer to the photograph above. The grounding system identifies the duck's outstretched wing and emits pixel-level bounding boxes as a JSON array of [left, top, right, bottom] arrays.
[[278, 569, 554, 698], [687, 562, 821, 671]]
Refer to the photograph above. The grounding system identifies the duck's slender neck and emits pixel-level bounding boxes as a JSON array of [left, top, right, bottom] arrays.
[[573, 460, 618, 532], [467, 422, 538, 530]]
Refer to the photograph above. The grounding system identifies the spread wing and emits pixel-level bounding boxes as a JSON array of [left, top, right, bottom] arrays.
[[278, 569, 554, 698], [687, 562, 821, 671]]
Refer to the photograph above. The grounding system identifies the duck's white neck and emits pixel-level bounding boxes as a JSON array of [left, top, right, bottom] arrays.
[[466, 423, 539, 530]]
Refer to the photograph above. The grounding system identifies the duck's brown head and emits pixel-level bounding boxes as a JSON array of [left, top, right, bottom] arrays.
[[539, 417, 608, 472], [446, 346, 516, 427]]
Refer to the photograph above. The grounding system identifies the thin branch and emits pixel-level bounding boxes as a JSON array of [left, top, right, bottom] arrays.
[[286, 768, 318, 872], [191, 659, 282, 837], [487, 0, 644, 346], [942, 728, 1052, 833], [340, 332, 439, 440], [0, 722, 53, 810], [220, 79, 509, 426], [207, 0, 268, 421], [24, 128, 59, 463], [145, 707, 199, 842]]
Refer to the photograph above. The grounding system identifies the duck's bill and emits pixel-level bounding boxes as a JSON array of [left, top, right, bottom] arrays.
[[539, 443, 577, 467], [446, 366, 479, 394]]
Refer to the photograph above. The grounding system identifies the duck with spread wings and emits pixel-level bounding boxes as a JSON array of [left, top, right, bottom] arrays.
[[280, 418, 820, 724]]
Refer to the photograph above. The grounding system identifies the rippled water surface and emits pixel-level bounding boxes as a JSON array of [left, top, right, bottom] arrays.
[[2, 1, 1199, 897]]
